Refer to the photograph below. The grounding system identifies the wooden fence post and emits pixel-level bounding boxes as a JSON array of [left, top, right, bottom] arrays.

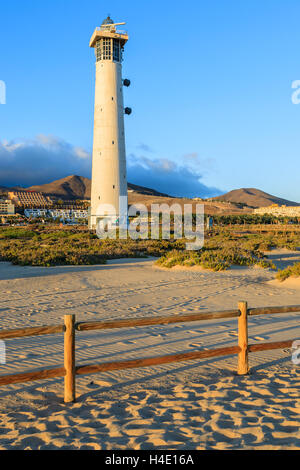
[[237, 301, 249, 375], [64, 314, 76, 403]]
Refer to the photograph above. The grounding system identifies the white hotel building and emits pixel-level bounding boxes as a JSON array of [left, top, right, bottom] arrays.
[[24, 209, 88, 221]]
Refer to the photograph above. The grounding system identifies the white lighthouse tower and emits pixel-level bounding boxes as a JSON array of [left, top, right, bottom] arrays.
[[89, 16, 131, 229]]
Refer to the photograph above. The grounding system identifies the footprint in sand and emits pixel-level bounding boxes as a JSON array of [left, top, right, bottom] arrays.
[[119, 340, 137, 345], [86, 381, 99, 389], [283, 349, 291, 354], [19, 353, 40, 359]]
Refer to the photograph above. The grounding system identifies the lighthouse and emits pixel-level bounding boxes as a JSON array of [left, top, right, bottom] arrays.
[[89, 16, 131, 229]]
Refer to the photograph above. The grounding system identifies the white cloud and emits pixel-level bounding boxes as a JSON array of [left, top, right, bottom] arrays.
[[127, 153, 222, 198], [0, 135, 222, 198], [0, 135, 92, 187]]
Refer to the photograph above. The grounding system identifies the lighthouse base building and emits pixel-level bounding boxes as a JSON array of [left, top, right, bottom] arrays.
[[89, 17, 130, 230]]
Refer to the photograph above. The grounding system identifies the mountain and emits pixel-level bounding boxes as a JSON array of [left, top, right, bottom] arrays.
[[5, 178, 299, 214], [0, 185, 22, 195], [26, 176, 251, 215], [2, 176, 254, 215], [211, 188, 300, 208], [27, 175, 171, 200], [28, 175, 91, 200]]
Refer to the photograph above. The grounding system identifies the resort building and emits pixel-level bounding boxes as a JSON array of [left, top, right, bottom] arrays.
[[48, 209, 88, 220], [24, 208, 88, 221], [8, 191, 52, 208], [254, 205, 300, 217], [0, 199, 15, 215]]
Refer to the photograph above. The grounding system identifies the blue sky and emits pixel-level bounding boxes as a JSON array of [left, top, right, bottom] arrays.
[[1, 0, 300, 200]]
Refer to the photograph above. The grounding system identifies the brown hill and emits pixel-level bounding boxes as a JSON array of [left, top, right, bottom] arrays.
[[5, 177, 297, 215], [127, 192, 249, 215], [0, 185, 22, 196], [211, 188, 300, 208], [28, 175, 91, 200], [25, 175, 248, 215], [27, 175, 171, 200]]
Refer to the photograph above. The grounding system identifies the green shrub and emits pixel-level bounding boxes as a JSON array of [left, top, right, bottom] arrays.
[[276, 262, 300, 281], [0, 225, 298, 268]]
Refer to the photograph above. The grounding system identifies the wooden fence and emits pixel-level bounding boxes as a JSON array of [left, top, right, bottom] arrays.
[[0, 301, 298, 403]]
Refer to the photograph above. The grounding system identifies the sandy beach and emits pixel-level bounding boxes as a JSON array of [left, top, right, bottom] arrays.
[[0, 252, 299, 450]]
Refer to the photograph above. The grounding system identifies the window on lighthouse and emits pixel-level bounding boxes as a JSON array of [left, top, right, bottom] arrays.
[[103, 38, 111, 60], [96, 40, 102, 61], [96, 38, 112, 61], [113, 39, 121, 62]]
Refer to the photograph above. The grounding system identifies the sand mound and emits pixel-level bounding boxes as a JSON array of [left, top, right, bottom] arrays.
[[268, 277, 300, 289], [154, 264, 208, 272]]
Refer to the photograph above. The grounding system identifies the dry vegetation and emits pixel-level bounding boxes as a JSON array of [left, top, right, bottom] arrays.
[[0, 226, 300, 274], [276, 262, 300, 281], [155, 229, 300, 271], [0, 227, 186, 267]]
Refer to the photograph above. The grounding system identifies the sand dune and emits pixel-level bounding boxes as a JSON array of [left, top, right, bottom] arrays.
[[269, 277, 300, 289], [0, 257, 299, 449]]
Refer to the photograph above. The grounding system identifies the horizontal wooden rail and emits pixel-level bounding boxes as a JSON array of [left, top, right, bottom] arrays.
[[75, 345, 241, 376], [0, 367, 66, 386], [76, 309, 240, 332], [248, 339, 295, 353], [0, 325, 64, 340], [0, 339, 295, 388], [0, 302, 298, 402], [248, 305, 300, 316]]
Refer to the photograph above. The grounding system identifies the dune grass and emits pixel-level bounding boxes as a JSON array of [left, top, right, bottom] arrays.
[[0, 225, 299, 269], [276, 262, 300, 281], [156, 228, 300, 271], [155, 248, 276, 271], [0, 227, 186, 267]]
